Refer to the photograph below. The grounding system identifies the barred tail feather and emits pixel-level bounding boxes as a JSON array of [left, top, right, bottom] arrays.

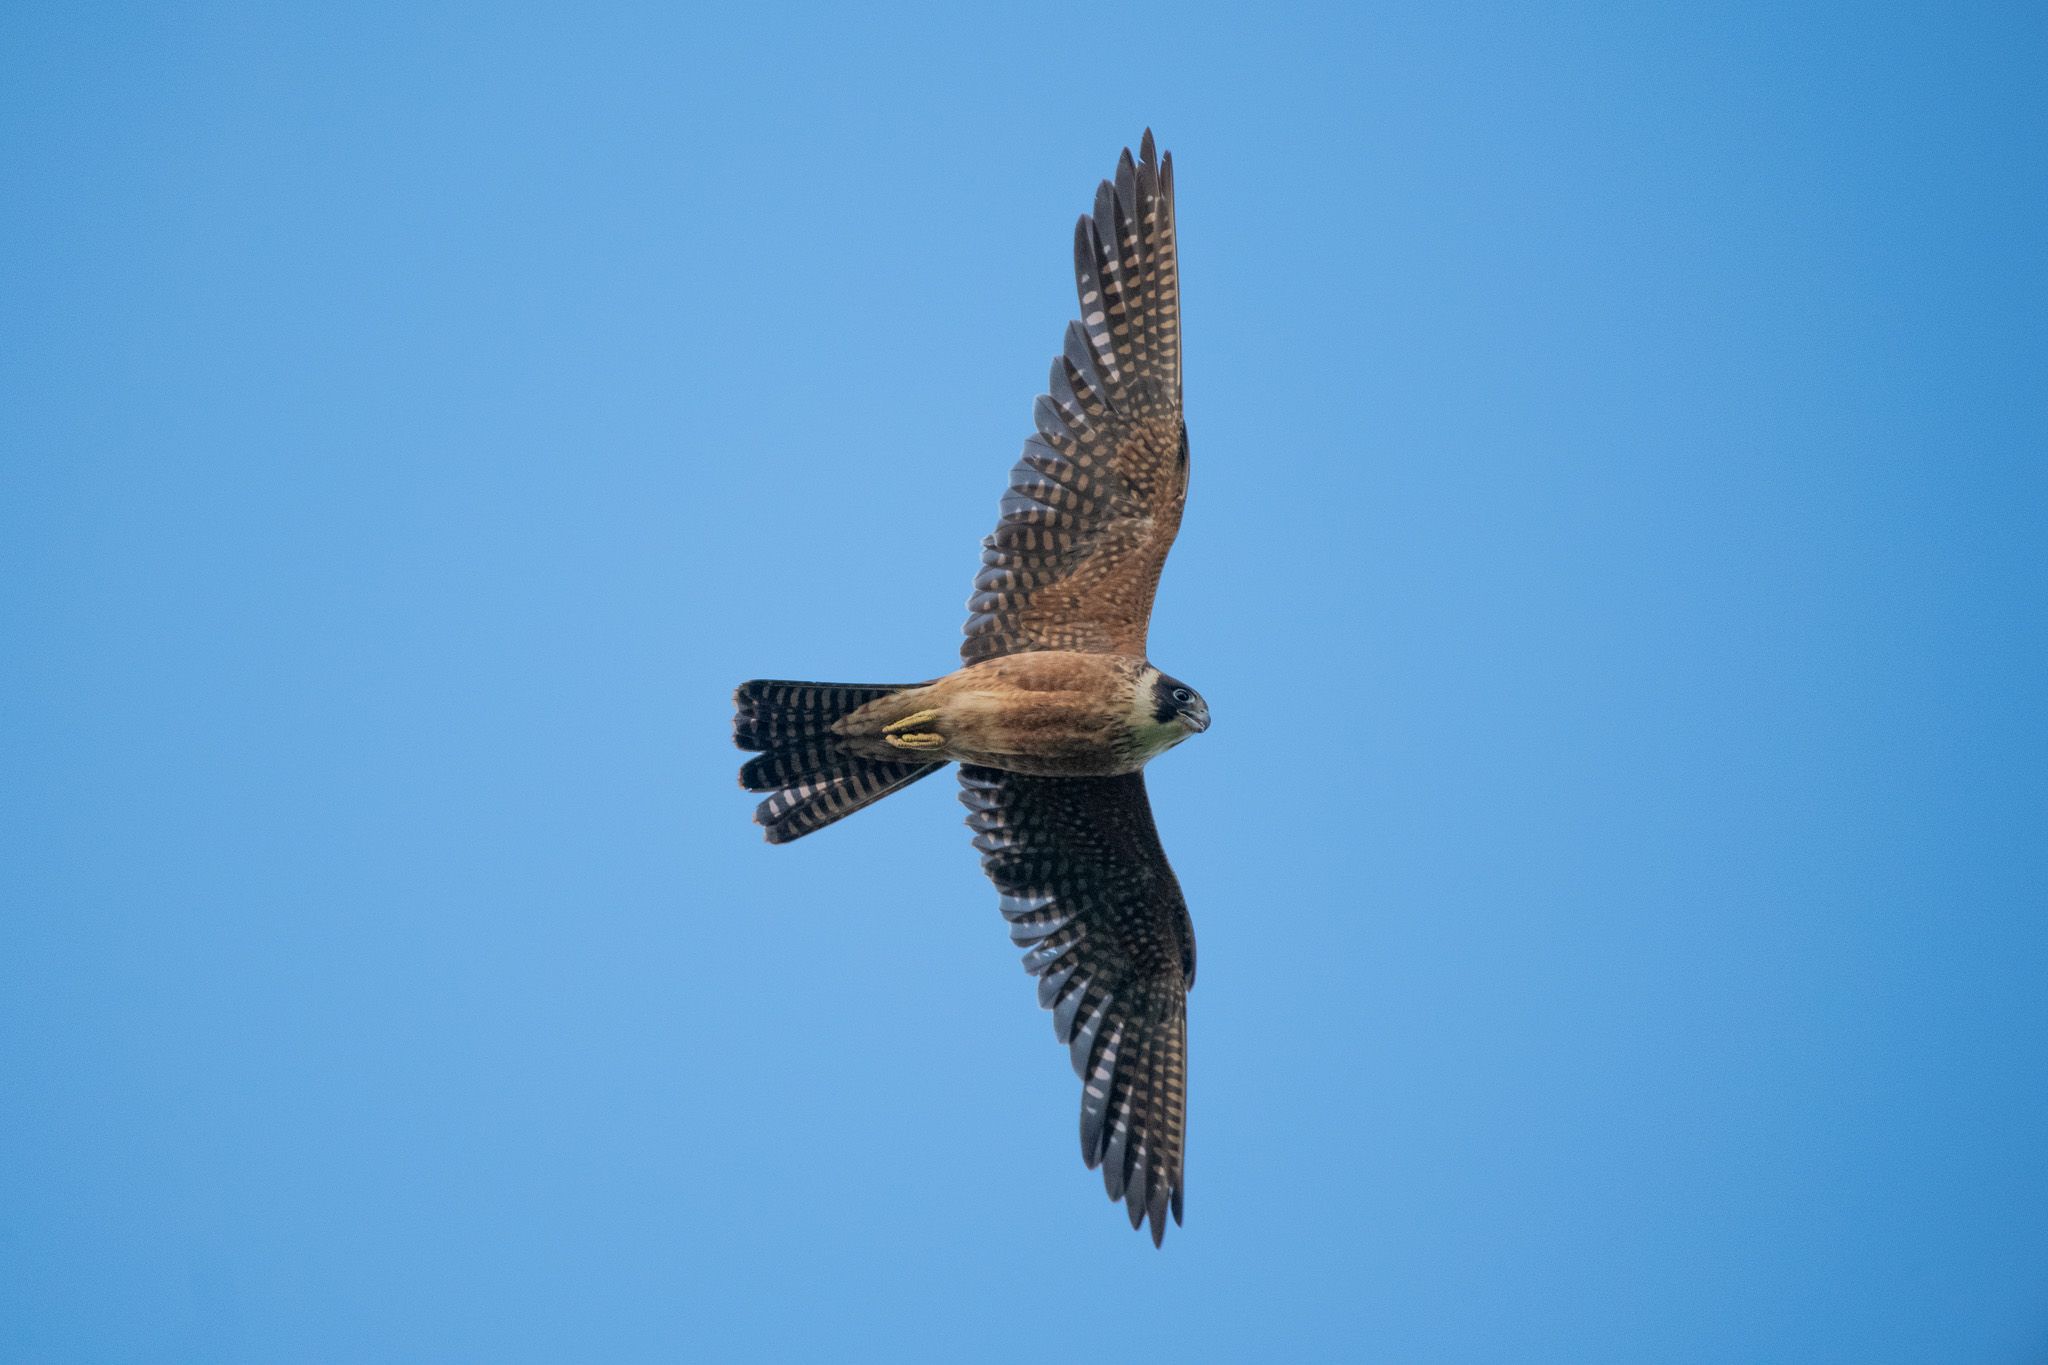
[[734, 680, 943, 843]]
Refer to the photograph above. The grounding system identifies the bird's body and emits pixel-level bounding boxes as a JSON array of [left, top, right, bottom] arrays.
[[833, 652, 1206, 777], [734, 132, 1204, 1244]]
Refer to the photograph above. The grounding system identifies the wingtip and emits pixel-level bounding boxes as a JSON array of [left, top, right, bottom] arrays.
[[1114, 146, 1137, 199], [1093, 179, 1117, 233]]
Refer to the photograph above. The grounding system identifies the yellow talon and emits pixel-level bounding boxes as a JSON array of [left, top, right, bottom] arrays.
[[883, 708, 944, 751]]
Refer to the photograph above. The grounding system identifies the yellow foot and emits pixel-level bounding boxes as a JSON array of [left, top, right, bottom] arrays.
[[883, 709, 945, 752]]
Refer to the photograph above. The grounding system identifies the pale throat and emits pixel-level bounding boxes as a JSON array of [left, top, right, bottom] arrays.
[[1125, 686, 1190, 760]]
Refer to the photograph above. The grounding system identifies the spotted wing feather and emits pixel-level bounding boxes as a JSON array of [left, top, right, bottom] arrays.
[[964, 131, 1188, 664], [958, 764, 1195, 1244]]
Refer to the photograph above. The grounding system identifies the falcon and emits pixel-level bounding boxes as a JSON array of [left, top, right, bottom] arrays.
[[734, 132, 1203, 1245]]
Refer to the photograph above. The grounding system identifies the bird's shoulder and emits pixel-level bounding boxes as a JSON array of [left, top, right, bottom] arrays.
[[947, 650, 1149, 695]]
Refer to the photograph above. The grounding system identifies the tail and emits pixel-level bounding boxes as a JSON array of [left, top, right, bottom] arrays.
[[733, 680, 944, 843]]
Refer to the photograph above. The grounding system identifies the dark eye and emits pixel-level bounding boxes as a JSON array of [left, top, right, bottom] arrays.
[[1171, 688, 1192, 704]]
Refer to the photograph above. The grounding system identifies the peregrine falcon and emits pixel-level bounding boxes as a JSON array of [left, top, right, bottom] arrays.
[[734, 132, 1202, 1245]]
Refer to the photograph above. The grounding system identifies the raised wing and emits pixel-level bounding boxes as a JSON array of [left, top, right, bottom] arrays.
[[963, 130, 1188, 665], [958, 765, 1195, 1244]]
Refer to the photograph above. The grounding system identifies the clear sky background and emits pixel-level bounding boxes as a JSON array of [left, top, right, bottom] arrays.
[[4, 3, 2045, 1361]]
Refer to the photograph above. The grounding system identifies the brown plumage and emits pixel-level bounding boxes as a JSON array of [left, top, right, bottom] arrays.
[[734, 131, 1203, 1245], [963, 135, 1187, 665], [834, 653, 1183, 776]]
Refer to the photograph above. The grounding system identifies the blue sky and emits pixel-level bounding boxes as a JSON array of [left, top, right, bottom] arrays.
[[4, 2, 2045, 1360]]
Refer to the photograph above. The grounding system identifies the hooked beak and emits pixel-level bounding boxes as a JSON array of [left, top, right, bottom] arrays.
[[1182, 701, 1211, 734]]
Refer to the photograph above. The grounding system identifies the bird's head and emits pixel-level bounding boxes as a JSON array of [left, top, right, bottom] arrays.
[[1148, 670, 1210, 737]]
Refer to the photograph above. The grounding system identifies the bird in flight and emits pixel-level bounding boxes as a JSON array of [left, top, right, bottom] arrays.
[[734, 131, 1203, 1245]]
